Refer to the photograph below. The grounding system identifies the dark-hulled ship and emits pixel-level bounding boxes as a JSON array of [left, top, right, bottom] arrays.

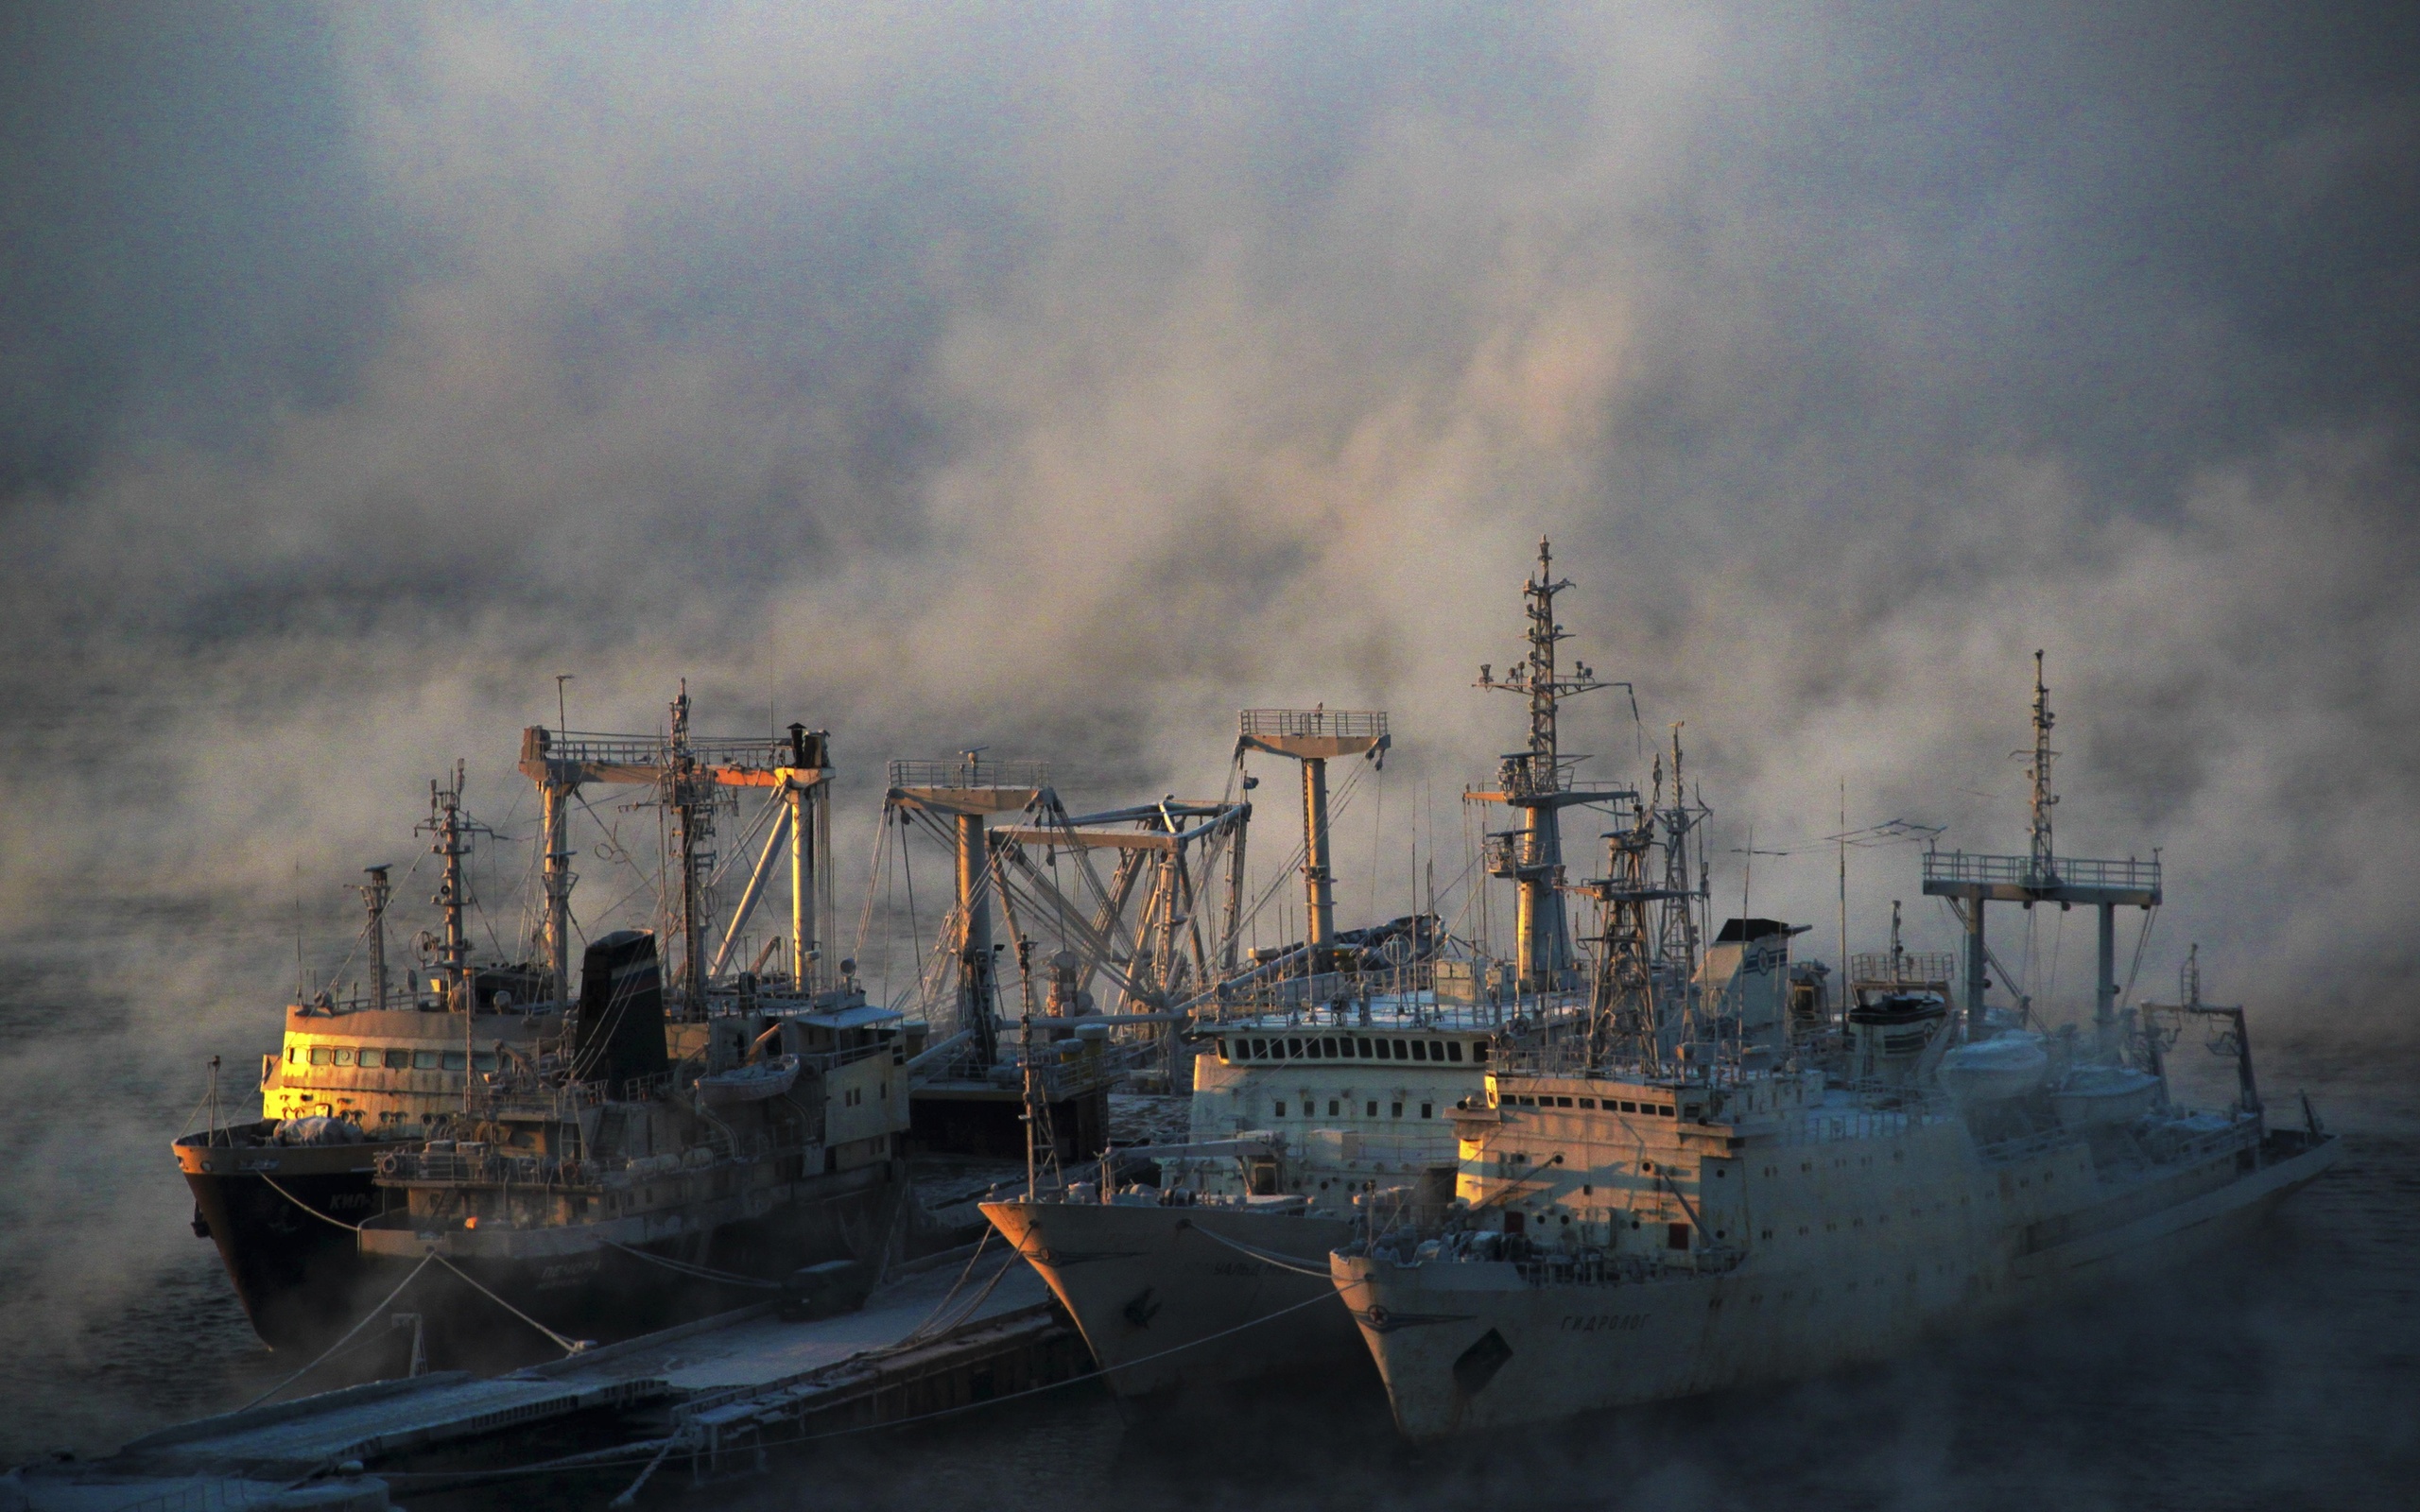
[[179, 693, 921, 1357]]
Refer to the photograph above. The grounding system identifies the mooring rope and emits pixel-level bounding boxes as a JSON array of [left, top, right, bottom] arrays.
[[601, 1240, 781, 1290], [236, 1252, 437, 1411], [1177, 1218, 1340, 1279]]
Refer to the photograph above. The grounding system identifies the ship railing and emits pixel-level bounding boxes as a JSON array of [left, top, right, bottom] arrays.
[[886, 757, 1051, 791], [544, 730, 794, 772], [788, 1042, 889, 1074], [1203, 963, 1440, 1019], [99, 1476, 281, 1512], [2137, 1114, 2261, 1168], [1775, 1100, 1949, 1148], [1847, 952, 1960, 988], [1238, 708, 1390, 743], [1921, 850, 2162, 892], [1493, 751, 1566, 801], [1972, 1126, 2086, 1166], [1494, 1249, 1742, 1289]]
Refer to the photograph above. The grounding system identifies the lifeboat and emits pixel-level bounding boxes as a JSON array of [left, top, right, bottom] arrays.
[[1937, 1032, 2049, 1103], [2050, 1063, 2163, 1127], [696, 1052, 801, 1109]]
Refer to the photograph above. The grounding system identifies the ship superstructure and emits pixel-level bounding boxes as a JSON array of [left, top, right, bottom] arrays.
[[180, 691, 919, 1353], [985, 543, 1653, 1398], [1331, 654, 2340, 1437]]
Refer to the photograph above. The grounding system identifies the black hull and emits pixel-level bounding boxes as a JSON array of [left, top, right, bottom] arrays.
[[177, 1123, 406, 1351], [383, 1175, 898, 1367], [182, 1125, 903, 1365]]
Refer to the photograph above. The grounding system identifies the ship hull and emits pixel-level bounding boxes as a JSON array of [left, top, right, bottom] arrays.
[[177, 1124, 409, 1351], [981, 1198, 1366, 1398], [354, 1160, 899, 1366], [1336, 1131, 2341, 1438]]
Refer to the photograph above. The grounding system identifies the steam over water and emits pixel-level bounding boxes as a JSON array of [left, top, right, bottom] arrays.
[[3, 2, 2418, 1502]]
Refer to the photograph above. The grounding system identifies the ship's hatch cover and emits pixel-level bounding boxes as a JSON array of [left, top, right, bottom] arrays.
[[1453, 1327, 1515, 1397]]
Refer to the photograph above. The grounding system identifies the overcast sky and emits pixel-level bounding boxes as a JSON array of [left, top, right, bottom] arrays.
[[4, 2, 2417, 1032]]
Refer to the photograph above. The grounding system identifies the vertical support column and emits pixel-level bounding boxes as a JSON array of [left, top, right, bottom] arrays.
[[1301, 756, 1336, 974], [958, 813, 997, 1061], [1220, 810, 1249, 972], [1965, 897, 1989, 1037], [1514, 801, 1566, 991], [787, 779, 814, 991], [542, 780, 573, 1008], [2094, 902, 2117, 1058]]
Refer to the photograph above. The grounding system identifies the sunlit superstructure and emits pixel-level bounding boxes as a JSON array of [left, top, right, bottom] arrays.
[[179, 693, 918, 1353]]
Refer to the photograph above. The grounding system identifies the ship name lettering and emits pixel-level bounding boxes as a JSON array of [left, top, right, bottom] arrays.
[[1560, 1313, 1648, 1332]]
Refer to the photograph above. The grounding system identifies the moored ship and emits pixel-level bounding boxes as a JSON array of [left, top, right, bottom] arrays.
[[179, 691, 921, 1355], [177, 775, 565, 1349], [1332, 654, 2342, 1437], [987, 542, 1677, 1397]]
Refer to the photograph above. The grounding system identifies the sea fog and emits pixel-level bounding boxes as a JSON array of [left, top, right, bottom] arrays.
[[3, 1, 2416, 1497]]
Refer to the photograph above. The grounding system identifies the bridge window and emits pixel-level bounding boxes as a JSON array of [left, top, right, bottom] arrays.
[[1410, 1041, 1428, 1061], [1391, 1102, 1403, 1118], [1473, 1043, 1489, 1063], [1374, 1040, 1391, 1060], [1556, 1097, 1574, 1108], [331, 1047, 355, 1066], [1393, 1040, 1409, 1059], [1287, 1038, 1303, 1057], [1446, 1042, 1464, 1062], [1328, 1100, 1340, 1116], [308, 1046, 333, 1066], [1421, 1103, 1433, 1118], [441, 1052, 466, 1072], [1366, 1101, 1377, 1117], [413, 1051, 440, 1070]]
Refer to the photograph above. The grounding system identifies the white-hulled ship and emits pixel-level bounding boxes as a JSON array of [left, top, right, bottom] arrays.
[[985, 542, 1677, 1397], [984, 983, 1514, 1396], [1332, 656, 2342, 1438]]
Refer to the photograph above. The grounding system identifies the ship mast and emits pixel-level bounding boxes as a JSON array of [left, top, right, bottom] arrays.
[[666, 682, 718, 1017], [2024, 649, 2059, 886], [1473, 538, 1630, 995], [419, 764, 475, 1014]]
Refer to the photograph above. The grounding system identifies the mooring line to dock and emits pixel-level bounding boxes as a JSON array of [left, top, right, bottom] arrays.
[[426, 1252, 592, 1354], [236, 1253, 437, 1411], [601, 1241, 782, 1290], [603, 1435, 679, 1507]]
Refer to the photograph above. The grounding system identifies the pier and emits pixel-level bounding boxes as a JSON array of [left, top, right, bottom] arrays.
[[6, 1246, 1085, 1512]]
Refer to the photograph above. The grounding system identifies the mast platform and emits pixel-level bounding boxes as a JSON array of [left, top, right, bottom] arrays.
[[1920, 850, 2162, 908]]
